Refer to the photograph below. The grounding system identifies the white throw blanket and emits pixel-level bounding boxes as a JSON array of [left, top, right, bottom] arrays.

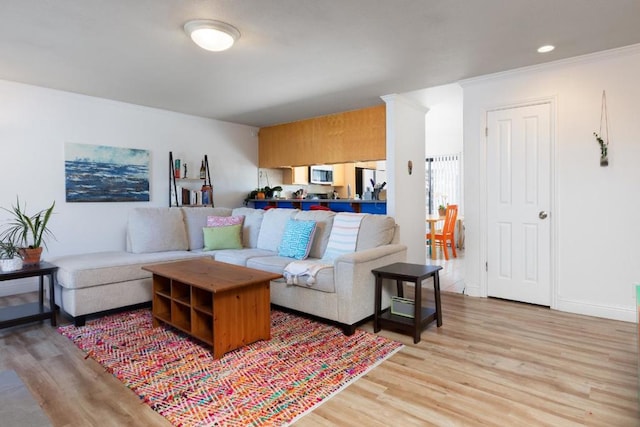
[[283, 260, 332, 285], [283, 213, 365, 286]]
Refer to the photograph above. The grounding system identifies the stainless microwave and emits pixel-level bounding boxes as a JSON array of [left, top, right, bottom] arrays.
[[309, 165, 333, 184]]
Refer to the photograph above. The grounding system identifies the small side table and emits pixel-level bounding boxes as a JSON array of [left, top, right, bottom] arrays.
[[372, 262, 443, 343], [0, 261, 58, 329]]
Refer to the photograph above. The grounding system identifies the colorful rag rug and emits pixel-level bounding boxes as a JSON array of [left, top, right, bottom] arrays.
[[58, 309, 402, 426]]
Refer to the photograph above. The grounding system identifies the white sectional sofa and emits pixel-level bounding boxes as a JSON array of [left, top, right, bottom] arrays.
[[50, 206, 407, 333]]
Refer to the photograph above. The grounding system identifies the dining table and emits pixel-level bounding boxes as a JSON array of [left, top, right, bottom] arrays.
[[426, 214, 445, 260]]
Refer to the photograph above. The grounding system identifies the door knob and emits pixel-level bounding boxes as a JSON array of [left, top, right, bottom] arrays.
[[539, 211, 548, 219]]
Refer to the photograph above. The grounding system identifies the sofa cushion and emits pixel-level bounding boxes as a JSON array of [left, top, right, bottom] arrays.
[[52, 250, 208, 289], [182, 207, 232, 250], [203, 224, 243, 251], [278, 219, 317, 260], [294, 210, 335, 259], [256, 208, 298, 252], [207, 215, 244, 227], [213, 248, 276, 266], [127, 208, 188, 253], [323, 213, 366, 260], [231, 207, 264, 248], [356, 214, 396, 250], [247, 256, 335, 293]]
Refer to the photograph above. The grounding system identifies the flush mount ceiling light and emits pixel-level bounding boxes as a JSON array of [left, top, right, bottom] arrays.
[[537, 45, 555, 53], [184, 19, 240, 52]]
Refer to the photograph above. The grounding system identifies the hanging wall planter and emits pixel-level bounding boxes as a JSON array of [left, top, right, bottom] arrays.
[[594, 90, 610, 167]]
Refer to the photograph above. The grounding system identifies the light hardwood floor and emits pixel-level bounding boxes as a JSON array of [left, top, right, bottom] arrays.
[[0, 289, 637, 426]]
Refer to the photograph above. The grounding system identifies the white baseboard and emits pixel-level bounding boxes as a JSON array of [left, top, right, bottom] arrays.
[[555, 297, 636, 323], [463, 285, 482, 297], [0, 278, 39, 297], [453, 286, 636, 323]]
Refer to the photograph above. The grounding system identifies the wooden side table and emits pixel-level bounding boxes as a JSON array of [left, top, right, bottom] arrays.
[[0, 261, 58, 329], [372, 262, 443, 343]]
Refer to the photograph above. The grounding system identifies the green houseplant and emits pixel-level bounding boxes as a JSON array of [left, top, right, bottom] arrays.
[[0, 238, 24, 272], [243, 186, 283, 205], [1, 197, 55, 265]]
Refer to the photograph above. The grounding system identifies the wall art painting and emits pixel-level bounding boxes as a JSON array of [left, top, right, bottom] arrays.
[[65, 143, 150, 202]]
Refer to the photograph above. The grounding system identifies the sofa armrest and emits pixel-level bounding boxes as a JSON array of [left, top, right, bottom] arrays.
[[332, 244, 408, 325]]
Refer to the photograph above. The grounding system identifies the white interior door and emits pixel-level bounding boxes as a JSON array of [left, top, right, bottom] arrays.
[[487, 103, 551, 306]]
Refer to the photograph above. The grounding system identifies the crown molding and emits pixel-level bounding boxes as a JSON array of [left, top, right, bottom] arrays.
[[459, 43, 640, 87]]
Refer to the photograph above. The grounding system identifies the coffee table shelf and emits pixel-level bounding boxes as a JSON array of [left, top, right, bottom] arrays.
[[143, 258, 281, 359]]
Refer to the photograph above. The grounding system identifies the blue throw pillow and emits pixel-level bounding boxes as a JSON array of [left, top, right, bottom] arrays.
[[278, 219, 317, 260]]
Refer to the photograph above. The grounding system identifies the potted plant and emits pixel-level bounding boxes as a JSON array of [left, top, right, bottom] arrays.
[[438, 204, 447, 217], [243, 186, 284, 205], [0, 239, 23, 272], [264, 186, 283, 199], [594, 132, 608, 166], [0, 197, 56, 265]]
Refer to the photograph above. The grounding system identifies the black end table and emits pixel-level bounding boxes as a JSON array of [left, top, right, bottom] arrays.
[[0, 261, 58, 329], [372, 262, 443, 343]]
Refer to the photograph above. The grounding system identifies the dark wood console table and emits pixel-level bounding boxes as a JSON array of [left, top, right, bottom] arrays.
[[372, 262, 442, 343], [0, 261, 58, 329]]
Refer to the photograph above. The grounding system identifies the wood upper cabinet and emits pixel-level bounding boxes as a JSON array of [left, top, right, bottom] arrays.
[[331, 163, 345, 186], [282, 166, 309, 185], [258, 104, 386, 168], [258, 119, 314, 168]]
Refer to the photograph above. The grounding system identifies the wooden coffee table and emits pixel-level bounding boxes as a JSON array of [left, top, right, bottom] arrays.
[[142, 258, 281, 359]]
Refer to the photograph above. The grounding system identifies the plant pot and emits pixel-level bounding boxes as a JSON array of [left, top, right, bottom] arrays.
[[438, 208, 446, 217], [20, 247, 43, 265], [256, 192, 266, 200], [600, 156, 608, 167], [0, 257, 23, 272]]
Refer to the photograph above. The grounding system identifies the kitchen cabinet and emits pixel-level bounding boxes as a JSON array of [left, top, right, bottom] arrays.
[[331, 163, 345, 186], [258, 104, 386, 168], [259, 119, 314, 168], [314, 105, 386, 164], [282, 166, 308, 185]]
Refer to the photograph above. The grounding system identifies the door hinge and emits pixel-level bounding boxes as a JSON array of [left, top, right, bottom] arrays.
[[485, 261, 488, 272], [485, 127, 488, 137]]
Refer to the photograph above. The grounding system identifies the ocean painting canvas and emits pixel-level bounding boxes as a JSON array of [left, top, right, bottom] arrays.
[[65, 143, 150, 202]]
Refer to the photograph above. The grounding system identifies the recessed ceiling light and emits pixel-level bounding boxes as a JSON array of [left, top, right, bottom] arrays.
[[537, 45, 555, 53], [184, 20, 240, 52]]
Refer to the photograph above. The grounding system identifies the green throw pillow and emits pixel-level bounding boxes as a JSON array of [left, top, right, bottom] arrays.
[[203, 224, 243, 251]]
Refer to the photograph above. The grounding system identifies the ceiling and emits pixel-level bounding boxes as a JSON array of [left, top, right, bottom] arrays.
[[1, 0, 639, 128]]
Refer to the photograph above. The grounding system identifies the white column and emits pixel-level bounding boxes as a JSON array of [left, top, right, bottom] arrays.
[[382, 94, 429, 264]]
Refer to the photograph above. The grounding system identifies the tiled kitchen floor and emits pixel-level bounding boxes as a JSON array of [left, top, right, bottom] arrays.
[[426, 246, 465, 294]]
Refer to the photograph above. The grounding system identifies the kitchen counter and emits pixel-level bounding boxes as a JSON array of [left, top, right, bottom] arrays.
[[248, 198, 386, 214]]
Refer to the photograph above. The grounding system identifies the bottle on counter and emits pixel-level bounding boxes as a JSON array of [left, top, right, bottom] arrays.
[[363, 187, 372, 200]]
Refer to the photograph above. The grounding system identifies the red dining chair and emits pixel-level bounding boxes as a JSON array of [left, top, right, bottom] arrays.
[[434, 205, 458, 260]]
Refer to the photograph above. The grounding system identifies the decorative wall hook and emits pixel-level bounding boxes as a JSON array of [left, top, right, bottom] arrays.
[[594, 90, 609, 167], [407, 160, 413, 175]]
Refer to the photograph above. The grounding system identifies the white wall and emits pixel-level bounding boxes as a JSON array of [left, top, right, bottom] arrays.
[[462, 45, 640, 322], [405, 83, 464, 155], [0, 80, 258, 294]]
